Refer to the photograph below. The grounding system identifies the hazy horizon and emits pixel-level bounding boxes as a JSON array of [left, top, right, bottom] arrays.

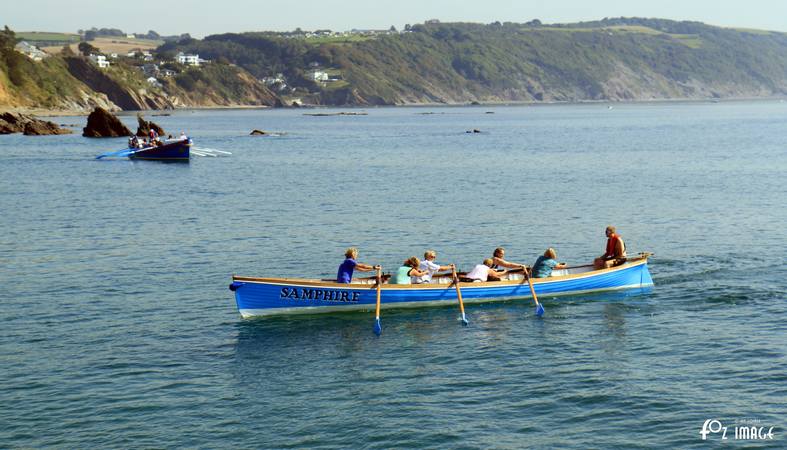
[[5, 0, 787, 38]]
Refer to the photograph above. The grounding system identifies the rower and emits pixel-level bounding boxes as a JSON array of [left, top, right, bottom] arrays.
[[336, 247, 377, 283], [594, 225, 627, 269], [490, 247, 527, 280], [461, 259, 507, 282]]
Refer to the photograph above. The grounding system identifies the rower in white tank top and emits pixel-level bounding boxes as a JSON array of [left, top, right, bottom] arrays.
[[465, 263, 491, 281]]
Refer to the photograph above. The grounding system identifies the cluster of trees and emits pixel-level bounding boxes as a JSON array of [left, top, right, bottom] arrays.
[[78, 27, 187, 42], [0, 26, 27, 86], [159, 33, 323, 90], [79, 27, 125, 41]]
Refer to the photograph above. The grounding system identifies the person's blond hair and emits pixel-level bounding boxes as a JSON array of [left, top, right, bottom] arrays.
[[424, 250, 437, 259], [483, 258, 494, 266], [405, 256, 420, 268], [606, 225, 616, 234], [344, 247, 358, 258], [544, 247, 557, 259]]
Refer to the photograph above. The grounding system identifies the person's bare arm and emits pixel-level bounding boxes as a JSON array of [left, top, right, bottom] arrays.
[[615, 239, 626, 257], [409, 267, 429, 277], [493, 257, 527, 269], [355, 263, 376, 272], [488, 267, 508, 278]]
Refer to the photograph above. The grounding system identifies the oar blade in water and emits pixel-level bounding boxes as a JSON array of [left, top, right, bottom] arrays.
[[373, 318, 382, 336], [95, 148, 135, 159], [536, 303, 545, 317]]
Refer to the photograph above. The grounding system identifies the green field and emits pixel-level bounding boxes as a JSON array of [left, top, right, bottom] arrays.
[[16, 32, 81, 43]]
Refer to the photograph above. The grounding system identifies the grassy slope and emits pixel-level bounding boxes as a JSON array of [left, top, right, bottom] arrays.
[[0, 50, 95, 109], [337, 22, 787, 103]]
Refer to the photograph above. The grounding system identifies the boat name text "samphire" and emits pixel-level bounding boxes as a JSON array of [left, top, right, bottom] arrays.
[[280, 287, 361, 302]]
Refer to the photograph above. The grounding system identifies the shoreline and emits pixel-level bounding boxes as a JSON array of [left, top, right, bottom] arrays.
[[5, 95, 787, 117]]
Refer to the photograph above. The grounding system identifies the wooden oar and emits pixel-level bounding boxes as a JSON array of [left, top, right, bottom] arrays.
[[193, 147, 232, 155], [451, 265, 469, 325], [524, 266, 545, 317], [373, 266, 383, 335]]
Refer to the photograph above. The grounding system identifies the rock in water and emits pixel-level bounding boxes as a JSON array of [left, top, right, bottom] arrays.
[[82, 107, 132, 137], [0, 112, 72, 135], [0, 112, 31, 133], [23, 120, 73, 136], [135, 114, 165, 137]]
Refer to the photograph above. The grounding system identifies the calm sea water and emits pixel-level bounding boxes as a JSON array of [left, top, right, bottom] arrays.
[[1, 102, 785, 449]]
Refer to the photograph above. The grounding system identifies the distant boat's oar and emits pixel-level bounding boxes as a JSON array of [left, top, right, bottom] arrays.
[[373, 265, 383, 335], [451, 264, 469, 325], [193, 147, 232, 155], [524, 266, 545, 316], [95, 148, 136, 159]]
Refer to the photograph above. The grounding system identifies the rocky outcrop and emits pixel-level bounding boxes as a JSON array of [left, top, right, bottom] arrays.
[[23, 120, 73, 135], [82, 107, 132, 137], [0, 112, 72, 135], [135, 114, 165, 137]]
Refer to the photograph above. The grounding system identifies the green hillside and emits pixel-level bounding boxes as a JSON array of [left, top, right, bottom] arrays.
[[163, 18, 787, 105]]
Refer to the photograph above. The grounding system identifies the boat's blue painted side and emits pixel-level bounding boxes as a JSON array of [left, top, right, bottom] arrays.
[[231, 258, 654, 318], [129, 139, 191, 161]]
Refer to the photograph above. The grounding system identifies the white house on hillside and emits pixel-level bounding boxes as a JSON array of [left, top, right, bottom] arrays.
[[176, 52, 200, 66], [15, 41, 47, 61], [312, 70, 328, 81], [89, 54, 110, 69]]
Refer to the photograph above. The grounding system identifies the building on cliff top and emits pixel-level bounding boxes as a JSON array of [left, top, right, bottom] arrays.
[[89, 54, 110, 69], [15, 41, 47, 61]]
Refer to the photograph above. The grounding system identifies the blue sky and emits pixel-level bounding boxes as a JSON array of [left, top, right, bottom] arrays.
[[6, 0, 787, 37]]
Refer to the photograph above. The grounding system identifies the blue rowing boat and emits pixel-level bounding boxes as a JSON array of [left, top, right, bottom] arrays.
[[129, 138, 191, 161], [95, 138, 192, 161], [229, 253, 654, 318]]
